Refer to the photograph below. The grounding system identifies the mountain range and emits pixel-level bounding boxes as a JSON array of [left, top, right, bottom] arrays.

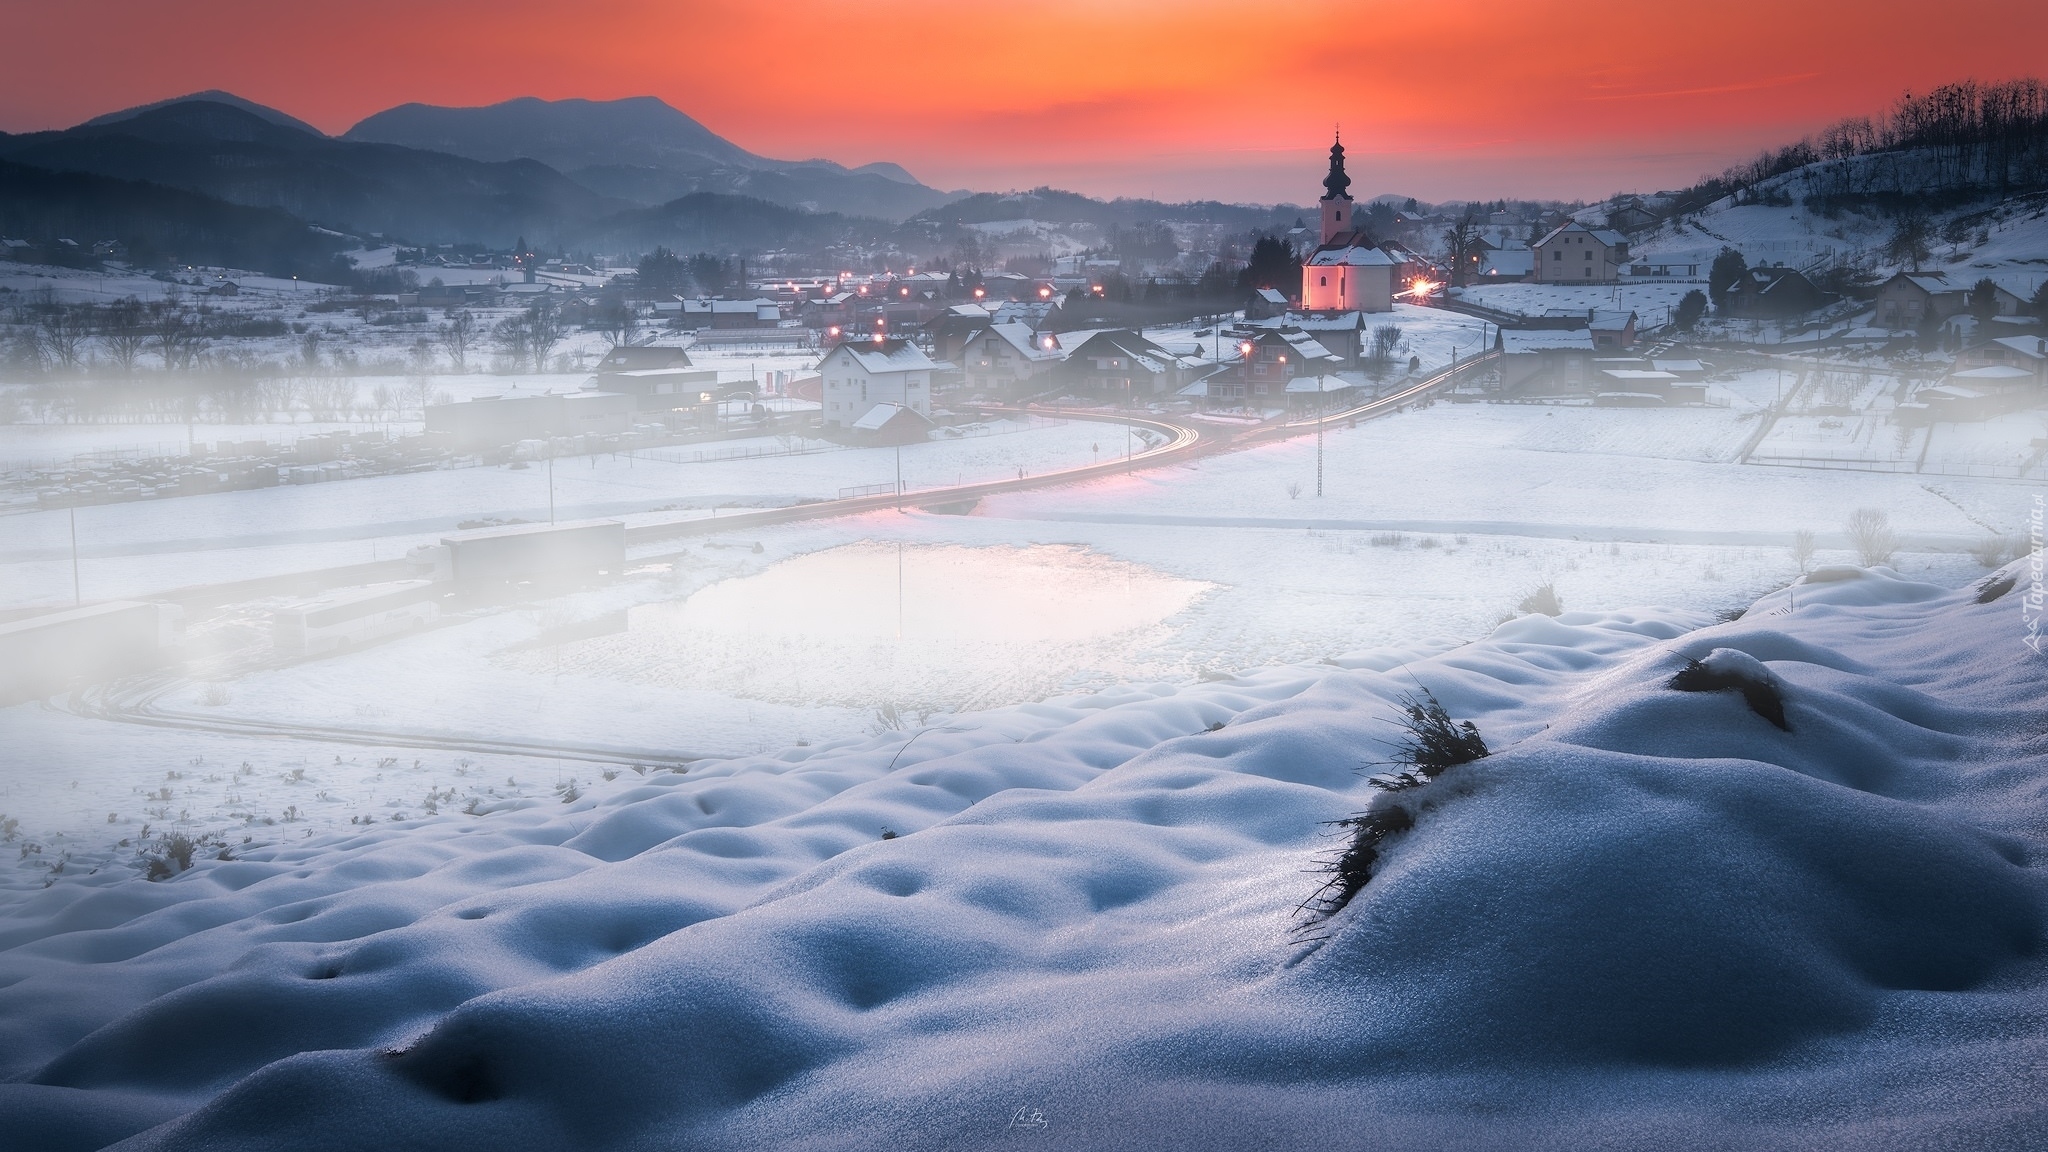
[[344, 96, 953, 222], [0, 90, 1312, 278], [0, 92, 950, 260]]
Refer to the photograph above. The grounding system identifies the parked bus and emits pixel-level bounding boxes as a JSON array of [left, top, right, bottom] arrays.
[[272, 580, 437, 657]]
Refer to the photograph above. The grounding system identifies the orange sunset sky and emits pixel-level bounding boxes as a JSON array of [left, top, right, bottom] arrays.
[[3, 0, 2044, 204]]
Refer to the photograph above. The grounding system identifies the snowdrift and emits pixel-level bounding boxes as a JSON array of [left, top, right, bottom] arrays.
[[1, 564, 2043, 1151]]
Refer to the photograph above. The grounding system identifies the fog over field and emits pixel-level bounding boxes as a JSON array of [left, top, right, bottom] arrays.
[[2, 52, 2047, 1152]]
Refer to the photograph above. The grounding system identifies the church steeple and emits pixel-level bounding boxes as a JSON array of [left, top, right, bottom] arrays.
[[1319, 132, 1354, 244], [1322, 134, 1352, 201]]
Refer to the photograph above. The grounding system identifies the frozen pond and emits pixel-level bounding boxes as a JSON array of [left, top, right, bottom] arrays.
[[524, 543, 1215, 715]]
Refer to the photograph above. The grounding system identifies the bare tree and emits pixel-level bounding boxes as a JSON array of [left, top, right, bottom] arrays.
[[594, 297, 637, 352], [149, 304, 204, 371], [525, 296, 569, 371], [97, 299, 151, 374], [1884, 212, 1932, 270], [1845, 508, 1899, 567], [1442, 209, 1480, 287], [1790, 528, 1817, 574], [497, 297, 569, 372], [38, 304, 90, 372], [494, 312, 533, 371], [438, 309, 476, 372]]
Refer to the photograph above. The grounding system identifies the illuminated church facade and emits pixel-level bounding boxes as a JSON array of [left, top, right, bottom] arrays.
[[1299, 136, 1394, 313]]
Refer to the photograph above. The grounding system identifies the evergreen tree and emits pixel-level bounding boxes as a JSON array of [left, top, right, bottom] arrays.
[[1675, 289, 1709, 330], [1708, 248, 1749, 310]]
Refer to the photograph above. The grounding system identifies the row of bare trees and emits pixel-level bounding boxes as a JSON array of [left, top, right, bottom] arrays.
[[7, 297, 208, 375], [1719, 77, 2048, 199]]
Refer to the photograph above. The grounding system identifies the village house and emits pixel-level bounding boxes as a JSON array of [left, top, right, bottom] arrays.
[[587, 344, 718, 417], [1056, 330, 1208, 400], [1496, 329, 1597, 394], [663, 298, 782, 331], [924, 305, 996, 367], [1299, 136, 1396, 313], [1720, 266, 1835, 319], [1235, 329, 1345, 407], [956, 322, 1075, 397], [1916, 335, 2048, 421], [818, 337, 947, 429], [1872, 272, 1967, 330], [1468, 239, 1534, 282], [1588, 310, 1638, 351], [1247, 287, 1290, 320], [1605, 196, 1661, 234], [1532, 221, 1629, 283]]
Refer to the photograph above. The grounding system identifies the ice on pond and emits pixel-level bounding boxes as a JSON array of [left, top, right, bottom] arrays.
[[511, 543, 1216, 714]]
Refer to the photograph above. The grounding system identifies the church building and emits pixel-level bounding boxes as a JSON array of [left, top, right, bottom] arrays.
[[1299, 136, 1395, 313]]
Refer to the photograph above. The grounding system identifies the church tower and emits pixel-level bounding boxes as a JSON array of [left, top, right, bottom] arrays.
[[1319, 134, 1354, 244]]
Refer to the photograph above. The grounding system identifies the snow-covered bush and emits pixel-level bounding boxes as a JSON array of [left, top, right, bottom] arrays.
[[1518, 582, 1564, 616], [1301, 691, 1490, 927]]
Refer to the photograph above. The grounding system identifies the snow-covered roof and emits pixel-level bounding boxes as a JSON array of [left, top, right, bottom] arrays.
[[1306, 243, 1397, 268], [1284, 374, 1358, 394], [828, 339, 943, 374], [1600, 369, 1679, 381], [1256, 288, 1288, 304], [1900, 274, 1957, 295], [1478, 248, 1535, 276], [1651, 359, 1705, 374], [850, 403, 911, 430], [682, 297, 781, 317], [1500, 329, 1596, 353], [1949, 365, 2035, 381], [1534, 220, 1627, 249], [1587, 312, 1637, 332], [1279, 331, 1340, 361], [1991, 335, 2048, 360]]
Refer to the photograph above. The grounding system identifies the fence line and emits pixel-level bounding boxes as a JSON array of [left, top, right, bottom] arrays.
[[1748, 455, 2048, 480]]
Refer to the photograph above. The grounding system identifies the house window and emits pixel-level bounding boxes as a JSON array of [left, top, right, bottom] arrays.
[[1319, 276, 1327, 286]]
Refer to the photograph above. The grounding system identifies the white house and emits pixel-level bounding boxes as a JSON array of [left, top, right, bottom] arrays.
[[819, 338, 948, 428], [1532, 221, 1630, 283]]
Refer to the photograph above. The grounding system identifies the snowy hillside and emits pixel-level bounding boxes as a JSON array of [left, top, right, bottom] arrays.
[[1, 560, 2042, 1150], [1629, 147, 2048, 291]]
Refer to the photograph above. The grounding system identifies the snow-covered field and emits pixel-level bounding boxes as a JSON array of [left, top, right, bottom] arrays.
[[1449, 281, 1701, 325], [4, 331, 2046, 1150], [0, 417, 1106, 607], [984, 399, 2040, 546], [2, 561, 2043, 1150]]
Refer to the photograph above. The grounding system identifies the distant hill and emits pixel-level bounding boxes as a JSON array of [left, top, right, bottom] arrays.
[[0, 98, 620, 247], [909, 188, 1304, 232], [573, 192, 874, 254], [0, 158, 349, 279], [79, 90, 327, 138], [344, 96, 958, 221]]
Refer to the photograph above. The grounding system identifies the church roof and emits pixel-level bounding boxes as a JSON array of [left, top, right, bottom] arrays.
[[1306, 234, 1397, 267]]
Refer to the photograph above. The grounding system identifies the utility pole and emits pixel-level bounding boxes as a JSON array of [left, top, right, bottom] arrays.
[[894, 443, 903, 507], [1316, 390, 1325, 498], [547, 452, 556, 524], [69, 503, 81, 605]]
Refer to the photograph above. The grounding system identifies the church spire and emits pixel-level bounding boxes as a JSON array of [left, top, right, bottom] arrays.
[[1321, 133, 1352, 202]]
